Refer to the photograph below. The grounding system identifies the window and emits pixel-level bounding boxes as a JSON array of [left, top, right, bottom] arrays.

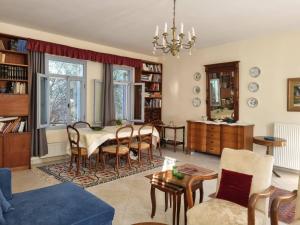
[[113, 66, 144, 122], [37, 55, 86, 128]]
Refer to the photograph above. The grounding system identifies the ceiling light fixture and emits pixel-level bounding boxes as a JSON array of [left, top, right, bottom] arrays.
[[152, 0, 196, 57]]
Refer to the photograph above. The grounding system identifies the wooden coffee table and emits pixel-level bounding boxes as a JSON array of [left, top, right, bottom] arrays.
[[145, 164, 217, 225], [253, 136, 287, 177]]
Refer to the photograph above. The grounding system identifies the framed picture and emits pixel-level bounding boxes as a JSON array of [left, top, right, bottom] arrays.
[[287, 78, 300, 111]]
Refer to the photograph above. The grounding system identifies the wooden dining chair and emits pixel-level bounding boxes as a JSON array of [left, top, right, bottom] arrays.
[[101, 124, 134, 175], [73, 121, 92, 128], [131, 123, 154, 166], [67, 125, 99, 176]]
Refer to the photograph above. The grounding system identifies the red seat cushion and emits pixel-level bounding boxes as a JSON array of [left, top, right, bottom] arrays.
[[216, 169, 253, 207]]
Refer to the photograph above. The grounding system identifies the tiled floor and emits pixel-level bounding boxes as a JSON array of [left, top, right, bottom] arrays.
[[12, 147, 299, 225]]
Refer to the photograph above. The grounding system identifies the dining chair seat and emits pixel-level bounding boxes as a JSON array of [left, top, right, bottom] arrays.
[[71, 147, 99, 156], [131, 142, 150, 150], [102, 145, 130, 155]]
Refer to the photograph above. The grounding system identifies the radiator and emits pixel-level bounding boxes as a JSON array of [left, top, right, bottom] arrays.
[[273, 122, 300, 171]]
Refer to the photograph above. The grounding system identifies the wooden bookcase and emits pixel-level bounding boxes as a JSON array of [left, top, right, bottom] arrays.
[[135, 60, 163, 123], [0, 33, 31, 170]]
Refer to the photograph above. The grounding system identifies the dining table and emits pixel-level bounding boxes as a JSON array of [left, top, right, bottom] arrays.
[[68, 125, 160, 157]]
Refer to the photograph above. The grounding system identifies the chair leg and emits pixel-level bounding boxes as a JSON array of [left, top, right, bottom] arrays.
[[165, 192, 168, 212], [102, 153, 106, 169], [95, 153, 99, 170], [115, 155, 119, 175], [158, 142, 162, 157], [88, 156, 92, 170], [138, 149, 141, 166], [76, 155, 80, 176], [127, 153, 132, 169], [147, 148, 151, 162], [69, 154, 74, 172]]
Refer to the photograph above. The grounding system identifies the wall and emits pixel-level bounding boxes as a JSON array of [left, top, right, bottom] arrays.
[[161, 32, 300, 138], [0, 21, 158, 161]]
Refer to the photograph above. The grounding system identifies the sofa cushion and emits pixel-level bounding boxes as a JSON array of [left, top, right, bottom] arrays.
[[5, 182, 114, 225], [187, 198, 265, 225], [0, 205, 5, 225], [0, 188, 13, 213], [216, 169, 253, 207], [0, 169, 12, 200]]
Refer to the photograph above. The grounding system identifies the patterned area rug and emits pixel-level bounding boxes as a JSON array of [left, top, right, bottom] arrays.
[[38, 154, 164, 188], [269, 187, 296, 224]]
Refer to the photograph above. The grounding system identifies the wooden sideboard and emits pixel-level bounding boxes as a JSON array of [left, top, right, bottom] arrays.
[[187, 120, 254, 156]]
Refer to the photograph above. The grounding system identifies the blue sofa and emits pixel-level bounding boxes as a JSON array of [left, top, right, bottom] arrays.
[[0, 168, 115, 225]]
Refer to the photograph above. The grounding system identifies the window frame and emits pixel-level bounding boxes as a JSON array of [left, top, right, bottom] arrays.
[[44, 54, 87, 129], [112, 65, 145, 123]]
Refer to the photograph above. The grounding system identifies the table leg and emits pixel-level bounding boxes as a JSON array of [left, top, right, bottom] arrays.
[[267, 146, 281, 178], [172, 194, 176, 225], [184, 193, 187, 225], [150, 186, 156, 218], [199, 181, 204, 203], [174, 129, 177, 152], [165, 192, 168, 212], [176, 194, 181, 225]]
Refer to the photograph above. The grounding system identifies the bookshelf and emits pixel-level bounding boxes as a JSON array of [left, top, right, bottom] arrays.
[[0, 33, 31, 170], [135, 60, 163, 123]]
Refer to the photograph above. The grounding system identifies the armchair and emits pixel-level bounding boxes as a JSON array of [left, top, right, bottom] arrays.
[[271, 174, 299, 225], [186, 148, 274, 225]]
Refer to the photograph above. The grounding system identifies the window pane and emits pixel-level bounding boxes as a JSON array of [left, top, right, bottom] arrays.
[[113, 68, 130, 82], [49, 78, 68, 125], [114, 84, 128, 120], [48, 60, 83, 77], [70, 80, 82, 123]]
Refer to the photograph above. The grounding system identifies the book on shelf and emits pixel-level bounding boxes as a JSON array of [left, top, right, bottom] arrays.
[[0, 117, 26, 134], [0, 64, 27, 80], [145, 99, 162, 108], [142, 63, 161, 73]]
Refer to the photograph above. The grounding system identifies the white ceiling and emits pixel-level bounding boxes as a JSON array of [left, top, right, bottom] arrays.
[[1, 0, 300, 55]]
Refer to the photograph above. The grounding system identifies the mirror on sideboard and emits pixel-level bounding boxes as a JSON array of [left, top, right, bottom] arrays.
[[205, 61, 239, 122]]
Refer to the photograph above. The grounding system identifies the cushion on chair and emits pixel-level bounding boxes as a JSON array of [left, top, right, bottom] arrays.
[[217, 148, 273, 213], [102, 145, 129, 154], [131, 142, 150, 150], [187, 198, 265, 225], [216, 169, 253, 207]]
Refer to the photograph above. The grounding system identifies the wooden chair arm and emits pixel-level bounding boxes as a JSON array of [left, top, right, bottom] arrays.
[[186, 173, 218, 209], [270, 190, 297, 225], [248, 186, 276, 225]]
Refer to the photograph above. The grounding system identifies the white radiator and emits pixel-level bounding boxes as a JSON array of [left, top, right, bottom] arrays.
[[273, 122, 300, 171]]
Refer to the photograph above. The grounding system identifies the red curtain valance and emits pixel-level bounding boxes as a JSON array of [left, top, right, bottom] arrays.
[[27, 39, 142, 68]]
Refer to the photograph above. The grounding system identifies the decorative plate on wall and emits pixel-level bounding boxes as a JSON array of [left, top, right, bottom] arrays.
[[193, 86, 201, 94], [247, 97, 258, 108], [249, 67, 261, 78], [193, 72, 201, 81], [248, 82, 259, 92], [192, 97, 201, 107]]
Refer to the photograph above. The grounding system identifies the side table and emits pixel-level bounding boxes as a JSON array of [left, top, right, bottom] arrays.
[[253, 136, 287, 177], [160, 125, 185, 152]]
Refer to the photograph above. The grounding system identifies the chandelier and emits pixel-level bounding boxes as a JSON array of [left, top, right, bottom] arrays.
[[152, 0, 196, 56]]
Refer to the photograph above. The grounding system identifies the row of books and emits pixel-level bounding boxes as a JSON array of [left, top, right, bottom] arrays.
[[141, 74, 161, 82], [0, 117, 27, 134], [10, 82, 27, 94], [146, 83, 160, 92], [142, 63, 162, 73], [145, 99, 162, 108], [144, 92, 161, 98], [0, 65, 28, 80]]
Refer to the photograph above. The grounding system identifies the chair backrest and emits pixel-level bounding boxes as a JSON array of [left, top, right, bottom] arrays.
[[67, 125, 80, 150], [73, 121, 91, 128], [217, 148, 274, 214], [296, 174, 300, 219], [116, 124, 134, 148], [138, 123, 154, 144]]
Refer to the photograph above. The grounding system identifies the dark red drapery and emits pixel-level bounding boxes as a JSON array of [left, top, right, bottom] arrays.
[[27, 39, 142, 68]]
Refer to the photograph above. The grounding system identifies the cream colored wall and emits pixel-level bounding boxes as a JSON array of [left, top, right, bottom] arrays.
[[161, 32, 300, 137]]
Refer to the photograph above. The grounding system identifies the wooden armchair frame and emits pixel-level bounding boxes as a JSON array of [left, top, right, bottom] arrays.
[[186, 175, 275, 225], [270, 190, 298, 225]]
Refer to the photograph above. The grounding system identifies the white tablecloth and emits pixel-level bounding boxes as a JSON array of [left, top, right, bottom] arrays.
[[69, 125, 160, 157]]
